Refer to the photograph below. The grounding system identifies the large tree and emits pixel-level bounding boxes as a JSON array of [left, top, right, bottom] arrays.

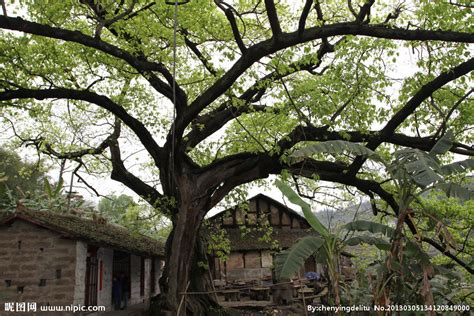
[[0, 0, 473, 314]]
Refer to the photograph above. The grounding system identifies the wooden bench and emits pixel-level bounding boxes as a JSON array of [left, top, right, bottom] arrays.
[[297, 287, 314, 299], [249, 287, 270, 301], [222, 289, 240, 301]]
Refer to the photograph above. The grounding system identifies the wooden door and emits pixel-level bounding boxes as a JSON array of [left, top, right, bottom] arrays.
[[85, 250, 98, 306]]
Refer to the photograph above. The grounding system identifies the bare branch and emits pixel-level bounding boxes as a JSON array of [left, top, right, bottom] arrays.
[[348, 57, 474, 175], [0, 88, 164, 168], [347, 0, 358, 18], [356, 0, 375, 23], [0, 0, 7, 16], [107, 123, 162, 206], [182, 29, 218, 76], [215, 0, 247, 54], [298, 0, 314, 35], [433, 88, 473, 139], [264, 0, 282, 37], [383, 4, 403, 24], [448, 0, 474, 9]]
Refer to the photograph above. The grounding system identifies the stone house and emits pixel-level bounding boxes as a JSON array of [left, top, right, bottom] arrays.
[[0, 207, 164, 314], [208, 194, 321, 282]]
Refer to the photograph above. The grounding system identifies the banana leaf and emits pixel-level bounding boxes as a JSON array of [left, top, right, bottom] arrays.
[[276, 179, 329, 238], [274, 236, 325, 280]]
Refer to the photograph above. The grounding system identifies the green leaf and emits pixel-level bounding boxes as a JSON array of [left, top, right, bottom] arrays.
[[53, 177, 64, 197], [429, 131, 453, 156], [44, 178, 52, 199], [405, 160, 442, 187], [405, 240, 431, 267], [276, 179, 329, 237], [344, 220, 394, 237], [440, 159, 474, 175], [435, 183, 474, 202], [395, 149, 442, 187], [274, 236, 325, 280], [344, 235, 391, 251]]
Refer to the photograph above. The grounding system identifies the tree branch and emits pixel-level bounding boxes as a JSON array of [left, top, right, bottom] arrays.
[[347, 57, 474, 175], [0, 88, 164, 168], [264, 0, 282, 37], [108, 125, 162, 206], [182, 30, 217, 76], [79, 0, 187, 108], [433, 88, 473, 139], [276, 125, 474, 156], [0, 16, 167, 74], [184, 40, 336, 149], [421, 237, 474, 274], [23, 128, 117, 161], [182, 23, 474, 140], [286, 158, 474, 274], [215, 1, 247, 54], [196, 144, 474, 274], [0, 15, 185, 105], [298, 0, 313, 35], [356, 0, 375, 23]]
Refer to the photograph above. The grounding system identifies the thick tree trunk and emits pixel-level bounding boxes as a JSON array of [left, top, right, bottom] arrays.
[[150, 198, 221, 315]]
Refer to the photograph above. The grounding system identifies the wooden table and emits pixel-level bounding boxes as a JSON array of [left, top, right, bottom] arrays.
[[298, 287, 314, 298], [222, 289, 241, 301], [249, 287, 270, 301]]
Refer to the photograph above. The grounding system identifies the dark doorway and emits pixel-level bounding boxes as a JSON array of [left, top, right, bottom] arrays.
[[140, 257, 145, 296], [304, 255, 316, 273], [85, 246, 98, 306], [150, 258, 156, 293], [112, 251, 131, 301]]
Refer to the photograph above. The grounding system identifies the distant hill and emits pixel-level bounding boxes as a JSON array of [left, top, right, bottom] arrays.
[[315, 201, 374, 229]]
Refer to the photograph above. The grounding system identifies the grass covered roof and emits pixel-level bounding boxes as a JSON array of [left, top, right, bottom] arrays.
[[0, 207, 164, 257]]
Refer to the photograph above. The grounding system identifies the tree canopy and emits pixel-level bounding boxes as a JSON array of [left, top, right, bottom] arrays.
[[0, 1, 473, 314], [0, 148, 46, 203]]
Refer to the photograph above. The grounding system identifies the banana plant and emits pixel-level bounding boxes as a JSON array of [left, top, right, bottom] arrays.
[[274, 180, 452, 308], [282, 131, 474, 307], [275, 180, 393, 306]]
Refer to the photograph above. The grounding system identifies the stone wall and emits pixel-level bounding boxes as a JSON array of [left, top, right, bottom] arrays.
[[150, 258, 161, 296], [0, 220, 77, 309], [96, 247, 113, 311], [225, 250, 272, 281], [143, 258, 151, 302], [129, 255, 142, 305], [73, 241, 87, 306]]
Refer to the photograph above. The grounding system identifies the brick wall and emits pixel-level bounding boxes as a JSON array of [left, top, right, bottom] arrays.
[[0, 220, 77, 309]]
